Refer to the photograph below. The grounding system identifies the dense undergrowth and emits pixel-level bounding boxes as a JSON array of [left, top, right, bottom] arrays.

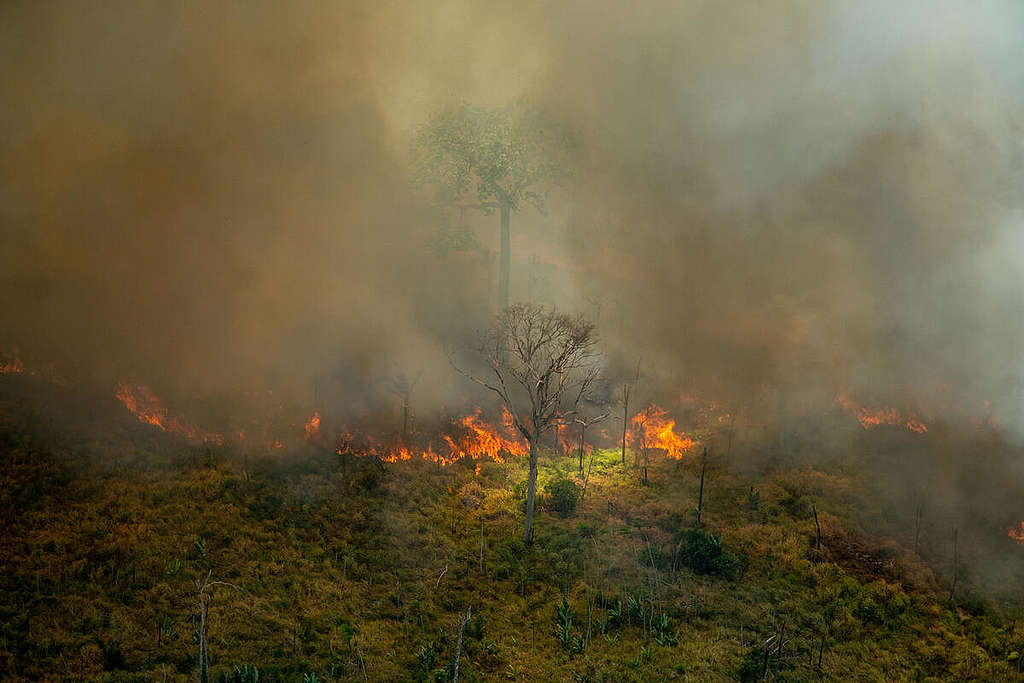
[[2, 383, 1024, 681]]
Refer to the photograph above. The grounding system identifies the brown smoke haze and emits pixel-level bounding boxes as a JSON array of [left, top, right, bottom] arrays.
[[3, 0, 1024, 433]]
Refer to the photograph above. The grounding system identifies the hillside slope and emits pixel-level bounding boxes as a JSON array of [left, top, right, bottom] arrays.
[[1, 379, 1023, 681]]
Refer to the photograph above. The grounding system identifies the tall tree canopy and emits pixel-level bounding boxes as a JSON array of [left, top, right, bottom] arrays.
[[413, 101, 577, 310]]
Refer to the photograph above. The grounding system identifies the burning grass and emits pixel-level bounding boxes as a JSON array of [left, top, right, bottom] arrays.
[[1, 378, 1023, 681], [837, 393, 928, 434], [630, 404, 697, 459]]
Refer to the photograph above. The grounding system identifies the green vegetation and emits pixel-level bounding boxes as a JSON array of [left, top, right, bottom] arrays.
[[413, 100, 577, 310], [1, 394, 1024, 681]]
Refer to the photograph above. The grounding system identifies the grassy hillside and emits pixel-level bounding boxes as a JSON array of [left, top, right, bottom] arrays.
[[2, 380, 1023, 681]]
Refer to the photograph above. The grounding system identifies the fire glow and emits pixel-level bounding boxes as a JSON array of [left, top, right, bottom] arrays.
[[1, 350, 25, 374], [0, 349, 66, 384], [444, 408, 527, 463], [1009, 523, 1024, 544], [333, 409, 525, 469], [837, 393, 928, 434], [304, 411, 321, 440], [630, 404, 696, 459], [116, 381, 224, 445]]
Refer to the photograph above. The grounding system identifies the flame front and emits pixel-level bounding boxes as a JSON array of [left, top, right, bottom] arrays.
[[837, 393, 928, 434], [333, 408, 525, 469], [445, 408, 527, 463], [115, 381, 223, 444], [557, 425, 576, 454], [1010, 523, 1024, 544], [0, 350, 25, 374], [631, 404, 696, 459], [304, 411, 321, 440]]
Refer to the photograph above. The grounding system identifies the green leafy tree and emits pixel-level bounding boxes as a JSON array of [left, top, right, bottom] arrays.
[[413, 101, 577, 310]]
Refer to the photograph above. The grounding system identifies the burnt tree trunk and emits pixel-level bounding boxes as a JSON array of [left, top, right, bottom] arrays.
[[198, 593, 209, 683], [402, 399, 409, 443], [452, 607, 471, 683], [621, 391, 630, 467], [523, 436, 539, 545], [578, 424, 586, 474], [697, 447, 707, 525]]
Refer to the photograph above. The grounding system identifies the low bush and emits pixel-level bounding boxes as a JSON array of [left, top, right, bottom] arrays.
[[544, 478, 582, 517], [677, 528, 746, 580]]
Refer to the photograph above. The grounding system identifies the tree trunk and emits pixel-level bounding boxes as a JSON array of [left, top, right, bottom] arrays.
[[621, 393, 629, 466], [198, 598, 208, 683], [452, 607, 471, 683], [499, 204, 511, 311], [697, 447, 707, 525], [524, 436, 539, 545], [578, 424, 586, 475], [402, 399, 409, 443]]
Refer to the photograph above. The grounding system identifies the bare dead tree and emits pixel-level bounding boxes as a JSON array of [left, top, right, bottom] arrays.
[[194, 571, 244, 683], [574, 411, 610, 475], [453, 303, 602, 544], [385, 368, 422, 443], [632, 410, 651, 486], [452, 607, 472, 683], [619, 361, 640, 467]]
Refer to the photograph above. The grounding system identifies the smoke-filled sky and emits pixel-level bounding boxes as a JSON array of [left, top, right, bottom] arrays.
[[3, 0, 1024, 430]]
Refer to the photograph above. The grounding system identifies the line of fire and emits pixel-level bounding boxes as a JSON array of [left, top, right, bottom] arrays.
[[5, 4, 1024, 680]]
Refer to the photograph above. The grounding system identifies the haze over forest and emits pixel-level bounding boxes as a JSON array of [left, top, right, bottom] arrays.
[[4, 1, 1024, 432], [4, 3, 1024, 680]]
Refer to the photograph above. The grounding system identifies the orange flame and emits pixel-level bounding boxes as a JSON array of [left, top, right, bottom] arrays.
[[1010, 522, 1024, 544], [0, 350, 25, 374], [557, 426, 576, 454], [445, 408, 528, 463], [115, 381, 223, 444], [382, 444, 414, 463], [837, 393, 928, 434], [630, 404, 696, 459], [304, 411, 321, 440], [332, 409, 526, 469], [0, 349, 66, 384]]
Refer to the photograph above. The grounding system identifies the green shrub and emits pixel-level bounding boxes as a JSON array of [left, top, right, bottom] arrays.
[[639, 545, 671, 571], [544, 478, 582, 517], [678, 528, 746, 579], [737, 647, 765, 682], [555, 595, 585, 654], [98, 638, 127, 671], [709, 549, 746, 581], [348, 467, 382, 493], [414, 642, 438, 682], [678, 528, 722, 574], [217, 666, 261, 683]]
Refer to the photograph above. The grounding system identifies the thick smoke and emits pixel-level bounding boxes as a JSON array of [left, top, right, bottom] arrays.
[[3, 0, 1024, 434]]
